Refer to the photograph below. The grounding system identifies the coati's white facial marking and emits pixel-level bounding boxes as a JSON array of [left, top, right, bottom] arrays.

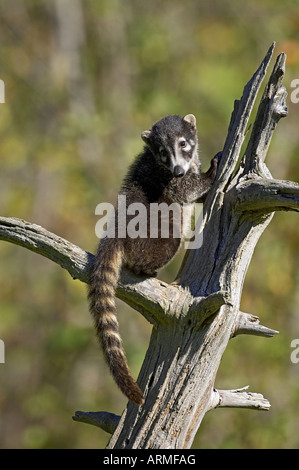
[[178, 136, 191, 152], [148, 115, 199, 177], [164, 136, 194, 175], [158, 136, 198, 176]]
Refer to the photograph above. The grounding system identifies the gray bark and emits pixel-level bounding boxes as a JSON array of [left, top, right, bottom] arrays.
[[0, 44, 298, 449]]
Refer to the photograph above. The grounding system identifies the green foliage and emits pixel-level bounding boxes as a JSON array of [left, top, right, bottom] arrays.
[[0, 0, 298, 449]]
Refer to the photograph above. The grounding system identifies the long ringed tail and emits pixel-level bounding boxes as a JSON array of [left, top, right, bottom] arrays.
[[88, 237, 144, 406]]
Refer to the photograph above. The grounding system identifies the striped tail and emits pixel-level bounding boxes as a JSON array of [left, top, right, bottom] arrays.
[[88, 237, 144, 405]]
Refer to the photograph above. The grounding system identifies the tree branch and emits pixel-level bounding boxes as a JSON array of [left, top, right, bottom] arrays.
[[209, 386, 271, 411], [117, 272, 194, 326], [216, 42, 275, 188], [243, 52, 288, 174], [0, 216, 91, 282], [232, 311, 279, 338], [189, 290, 232, 327], [233, 178, 299, 213], [0, 216, 177, 326], [177, 43, 276, 290], [72, 410, 120, 434]]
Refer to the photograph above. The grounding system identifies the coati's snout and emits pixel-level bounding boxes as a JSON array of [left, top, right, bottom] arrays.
[[173, 165, 185, 177]]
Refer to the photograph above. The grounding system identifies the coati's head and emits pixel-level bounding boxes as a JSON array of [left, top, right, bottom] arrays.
[[141, 114, 199, 178]]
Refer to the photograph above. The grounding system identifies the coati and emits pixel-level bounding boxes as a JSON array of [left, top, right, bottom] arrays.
[[88, 114, 219, 406]]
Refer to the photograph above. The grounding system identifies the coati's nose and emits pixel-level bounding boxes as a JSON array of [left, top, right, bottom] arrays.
[[173, 165, 185, 177]]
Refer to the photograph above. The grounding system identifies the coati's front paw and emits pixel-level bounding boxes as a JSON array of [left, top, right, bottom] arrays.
[[211, 151, 222, 167], [207, 151, 222, 180]]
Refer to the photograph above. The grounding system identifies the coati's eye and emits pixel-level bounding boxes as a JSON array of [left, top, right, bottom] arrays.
[[178, 138, 191, 152]]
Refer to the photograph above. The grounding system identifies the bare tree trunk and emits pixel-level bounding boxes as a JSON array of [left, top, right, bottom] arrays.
[[0, 44, 298, 449], [105, 44, 297, 450]]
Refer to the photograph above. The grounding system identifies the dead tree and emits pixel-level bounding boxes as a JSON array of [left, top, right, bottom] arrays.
[[0, 44, 298, 449]]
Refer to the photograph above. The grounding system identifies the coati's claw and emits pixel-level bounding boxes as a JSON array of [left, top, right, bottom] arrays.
[[215, 151, 223, 163]]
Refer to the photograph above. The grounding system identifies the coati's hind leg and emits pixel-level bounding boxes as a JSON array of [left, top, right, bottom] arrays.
[[125, 237, 181, 279], [131, 265, 158, 277]]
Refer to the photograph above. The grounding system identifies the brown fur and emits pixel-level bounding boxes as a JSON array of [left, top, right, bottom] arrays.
[[88, 115, 219, 405]]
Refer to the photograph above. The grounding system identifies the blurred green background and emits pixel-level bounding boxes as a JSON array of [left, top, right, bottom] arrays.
[[0, 0, 298, 449]]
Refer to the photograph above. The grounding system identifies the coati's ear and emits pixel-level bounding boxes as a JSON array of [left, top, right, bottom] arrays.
[[183, 114, 196, 128], [141, 130, 151, 145]]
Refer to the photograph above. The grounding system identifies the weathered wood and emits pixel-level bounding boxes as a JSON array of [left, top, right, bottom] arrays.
[[0, 216, 178, 325], [209, 386, 271, 411], [0, 45, 298, 449], [233, 311, 279, 338], [106, 45, 297, 449], [0, 217, 91, 282], [72, 410, 120, 434]]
